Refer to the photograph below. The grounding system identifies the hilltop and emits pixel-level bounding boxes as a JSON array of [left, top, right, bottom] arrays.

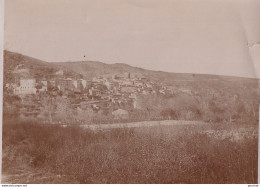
[[5, 50, 253, 84], [3, 50, 82, 83]]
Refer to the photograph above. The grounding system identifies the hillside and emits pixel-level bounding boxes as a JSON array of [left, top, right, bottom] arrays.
[[4, 50, 259, 101], [3, 51, 81, 83], [55, 60, 244, 84], [54, 61, 146, 80], [3, 50, 259, 124], [5, 50, 257, 83]]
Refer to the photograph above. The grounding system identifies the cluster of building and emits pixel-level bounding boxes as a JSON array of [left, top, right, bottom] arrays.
[[5, 70, 162, 111], [4, 65, 204, 123], [5, 65, 199, 122], [6, 70, 194, 99]]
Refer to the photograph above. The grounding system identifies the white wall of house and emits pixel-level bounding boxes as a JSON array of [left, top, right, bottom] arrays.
[[81, 79, 87, 89], [14, 79, 36, 95], [73, 80, 78, 89]]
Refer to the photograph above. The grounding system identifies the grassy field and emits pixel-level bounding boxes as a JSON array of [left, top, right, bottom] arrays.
[[2, 120, 258, 184]]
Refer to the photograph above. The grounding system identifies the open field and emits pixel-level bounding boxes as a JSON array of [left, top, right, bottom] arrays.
[[2, 119, 258, 184]]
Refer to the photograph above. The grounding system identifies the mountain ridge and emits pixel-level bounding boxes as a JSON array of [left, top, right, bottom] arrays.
[[3, 50, 258, 83]]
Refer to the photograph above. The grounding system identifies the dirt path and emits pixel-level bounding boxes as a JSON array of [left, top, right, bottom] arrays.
[[79, 120, 208, 130], [1, 172, 71, 184]]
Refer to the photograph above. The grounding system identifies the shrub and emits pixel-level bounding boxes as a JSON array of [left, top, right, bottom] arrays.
[[2, 120, 258, 184]]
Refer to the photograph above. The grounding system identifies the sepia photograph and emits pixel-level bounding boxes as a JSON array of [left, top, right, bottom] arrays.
[[1, 0, 260, 184]]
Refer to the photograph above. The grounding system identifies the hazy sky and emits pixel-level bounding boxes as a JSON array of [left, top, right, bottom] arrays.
[[4, 0, 260, 78]]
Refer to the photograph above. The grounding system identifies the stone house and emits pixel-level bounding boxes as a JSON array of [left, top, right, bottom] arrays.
[[14, 79, 37, 95]]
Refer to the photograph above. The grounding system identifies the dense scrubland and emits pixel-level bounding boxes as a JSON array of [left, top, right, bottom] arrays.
[[2, 119, 258, 184]]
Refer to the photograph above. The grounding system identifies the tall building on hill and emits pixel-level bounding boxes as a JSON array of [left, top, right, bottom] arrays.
[[55, 69, 64, 76]]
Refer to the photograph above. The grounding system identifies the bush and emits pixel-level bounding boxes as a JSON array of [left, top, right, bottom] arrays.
[[2, 120, 258, 183], [160, 108, 176, 119]]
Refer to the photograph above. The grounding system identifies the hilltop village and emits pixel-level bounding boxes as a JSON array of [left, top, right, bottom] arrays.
[[4, 52, 258, 125], [4, 67, 184, 124]]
